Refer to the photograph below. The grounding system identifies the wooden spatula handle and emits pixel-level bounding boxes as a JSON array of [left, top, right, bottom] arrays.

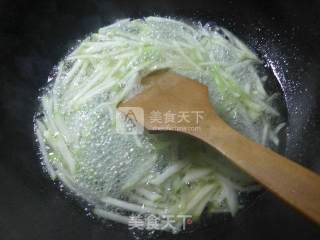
[[194, 111, 320, 224]]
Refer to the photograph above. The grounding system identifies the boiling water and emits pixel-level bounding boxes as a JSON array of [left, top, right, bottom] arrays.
[[34, 17, 286, 235]]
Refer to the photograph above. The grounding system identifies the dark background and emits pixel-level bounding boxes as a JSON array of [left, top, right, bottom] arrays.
[[1, 0, 320, 239]]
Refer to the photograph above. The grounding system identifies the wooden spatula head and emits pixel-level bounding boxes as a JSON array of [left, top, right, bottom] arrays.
[[118, 70, 216, 132]]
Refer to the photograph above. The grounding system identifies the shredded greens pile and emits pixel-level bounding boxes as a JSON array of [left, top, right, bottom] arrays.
[[35, 17, 284, 232]]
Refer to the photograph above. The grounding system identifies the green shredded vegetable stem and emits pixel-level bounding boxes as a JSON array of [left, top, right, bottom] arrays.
[[94, 208, 130, 225], [102, 196, 163, 215], [151, 162, 188, 186]]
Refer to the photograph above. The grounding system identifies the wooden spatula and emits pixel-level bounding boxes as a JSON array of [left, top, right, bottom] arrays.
[[118, 70, 320, 224]]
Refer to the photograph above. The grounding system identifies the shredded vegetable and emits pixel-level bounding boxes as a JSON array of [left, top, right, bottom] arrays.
[[34, 17, 284, 233]]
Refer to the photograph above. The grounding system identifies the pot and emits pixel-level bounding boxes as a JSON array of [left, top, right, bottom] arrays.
[[1, 0, 320, 239]]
